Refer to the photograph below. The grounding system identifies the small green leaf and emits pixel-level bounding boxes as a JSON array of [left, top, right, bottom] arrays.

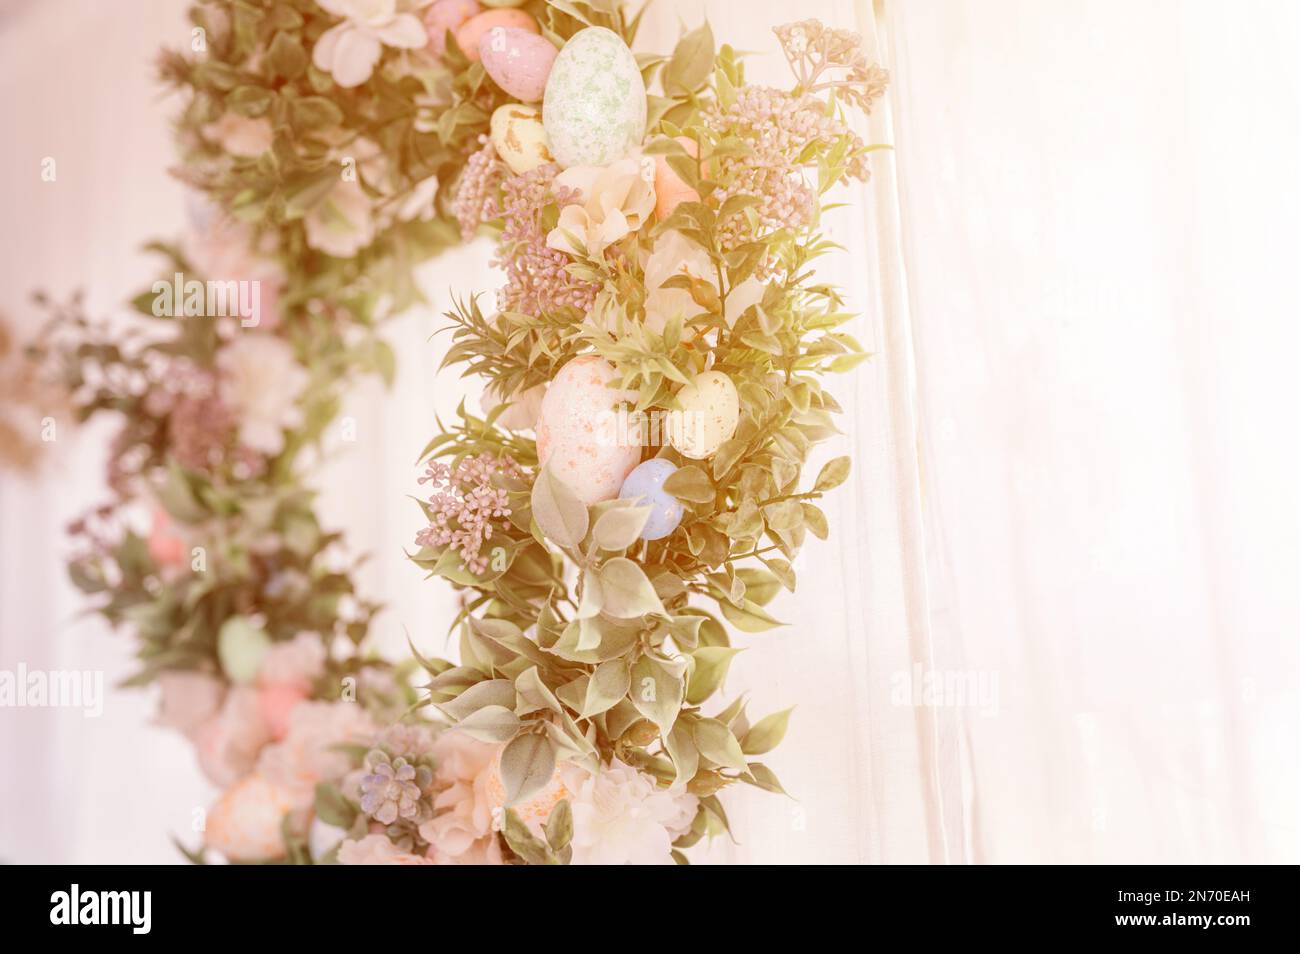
[[581, 658, 631, 718], [499, 732, 558, 806], [592, 504, 651, 551], [544, 799, 573, 852], [599, 558, 666, 618], [814, 455, 851, 492], [693, 717, 748, 770], [531, 464, 590, 548], [741, 707, 794, 755], [686, 646, 743, 704], [456, 704, 520, 743], [662, 464, 714, 504]]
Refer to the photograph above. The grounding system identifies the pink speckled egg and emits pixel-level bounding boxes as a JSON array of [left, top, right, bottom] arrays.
[[536, 355, 642, 505], [424, 0, 482, 57], [654, 136, 702, 220], [205, 774, 294, 862], [479, 27, 558, 103], [455, 9, 538, 64]]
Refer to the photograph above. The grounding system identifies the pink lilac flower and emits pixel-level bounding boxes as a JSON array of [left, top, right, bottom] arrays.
[[494, 164, 598, 317], [453, 138, 506, 240], [415, 453, 522, 575]]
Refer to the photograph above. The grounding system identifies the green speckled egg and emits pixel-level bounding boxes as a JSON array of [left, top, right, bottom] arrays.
[[543, 27, 646, 168]]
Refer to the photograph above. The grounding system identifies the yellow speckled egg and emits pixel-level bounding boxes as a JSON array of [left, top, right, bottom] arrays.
[[205, 773, 294, 862], [536, 355, 641, 504], [480, 27, 558, 103], [485, 751, 570, 835], [654, 136, 701, 220], [490, 103, 553, 174], [455, 8, 538, 64], [669, 370, 740, 459], [543, 27, 646, 168], [424, 0, 482, 57]]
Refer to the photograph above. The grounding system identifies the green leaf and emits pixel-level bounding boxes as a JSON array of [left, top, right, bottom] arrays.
[[544, 799, 573, 852], [227, 85, 274, 118], [514, 666, 562, 716], [598, 558, 666, 618], [814, 455, 851, 492], [662, 464, 714, 504], [313, 783, 357, 829], [500, 732, 558, 806], [502, 809, 551, 865], [290, 96, 344, 131], [531, 464, 589, 548], [742, 762, 790, 796], [720, 598, 785, 633], [630, 655, 685, 735], [267, 31, 307, 80], [741, 707, 794, 755], [664, 721, 699, 786], [437, 679, 515, 721], [581, 658, 630, 718], [686, 646, 743, 705], [693, 717, 748, 770], [664, 21, 715, 97], [592, 504, 651, 550], [455, 704, 520, 743]]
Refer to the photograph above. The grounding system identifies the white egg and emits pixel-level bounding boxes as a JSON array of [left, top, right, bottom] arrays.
[[536, 355, 642, 504], [542, 27, 646, 169], [669, 370, 740, 459]]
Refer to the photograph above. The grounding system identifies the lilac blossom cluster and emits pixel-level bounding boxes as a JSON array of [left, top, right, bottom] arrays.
[[453, 138, 506, 241], [494, 164, 599, 318], [415, 453, 522, 576]]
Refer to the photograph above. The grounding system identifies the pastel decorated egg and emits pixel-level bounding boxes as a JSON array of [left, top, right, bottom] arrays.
[[669, 370, 740, 459], [480, 27, 558, 103], [454, 8, 538, 63], [654, 136, 701, 220], [205, 773, 294, 862], [217, 616, 271, 685], [543, 27, 646, 169], [619, 458, 684, 541], [490, 103, 554, 174], [424, 0, 482, 57], [536, 355, 641, 505]]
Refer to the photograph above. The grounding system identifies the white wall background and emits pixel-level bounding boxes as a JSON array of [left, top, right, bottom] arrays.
[[2, 0, 1298, 863]]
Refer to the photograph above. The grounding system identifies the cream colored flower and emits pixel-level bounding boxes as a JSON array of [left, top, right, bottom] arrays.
[[547, 156, 657, 258], [257, 701, 377, 809], [312, 0, 428, 89], [201, 111, 273, 157], [216, 333, 309, 456], [642, 229, 767, 333], [561, 760, 698, 865], [205, 773, 296, 862], [418, 731, 504, 864], [304, 177, 377, 258]]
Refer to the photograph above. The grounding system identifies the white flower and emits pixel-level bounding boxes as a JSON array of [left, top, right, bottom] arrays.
[[216, 334, 310, 456], [156, 670, 225, 739], [395, 173, 440, 222], [312, 0, 428, 89], [561, 760, 698, 865], [547, 156, 657, 258], [303, 177, 377, 258]]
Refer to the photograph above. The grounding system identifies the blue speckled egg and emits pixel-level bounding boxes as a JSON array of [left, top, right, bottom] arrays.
[[618, 458, 684, 541]]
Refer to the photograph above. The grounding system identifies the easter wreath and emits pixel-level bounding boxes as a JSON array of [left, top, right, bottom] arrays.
[[27, 0, 888, 865]]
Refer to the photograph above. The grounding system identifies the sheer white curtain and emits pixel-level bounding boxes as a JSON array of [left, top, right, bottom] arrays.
[[4, 0, 1298, 864]]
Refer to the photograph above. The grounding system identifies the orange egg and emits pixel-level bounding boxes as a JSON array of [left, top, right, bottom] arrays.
[[654, 136, 702, 220], [455, 9, 539, 64]]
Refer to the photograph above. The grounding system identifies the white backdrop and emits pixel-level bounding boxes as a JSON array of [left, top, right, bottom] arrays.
[[2, 0, 1298, 864]]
